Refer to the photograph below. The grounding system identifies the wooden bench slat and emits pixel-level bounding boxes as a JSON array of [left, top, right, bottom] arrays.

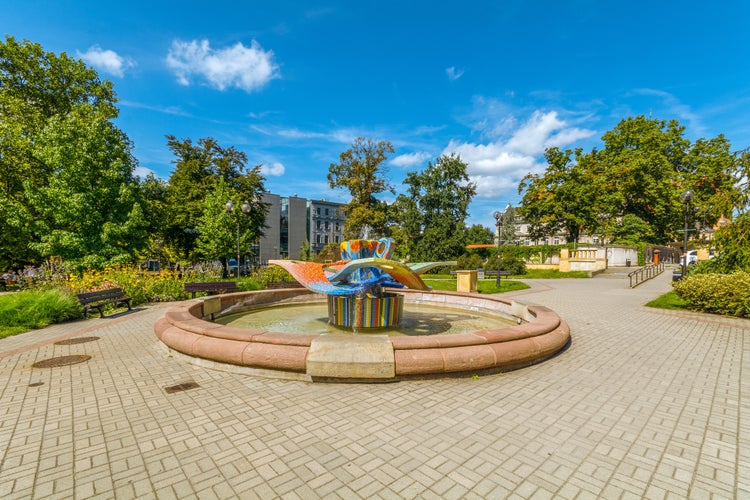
[[184, 281, 237, 298], [76, 287, 131, 318]]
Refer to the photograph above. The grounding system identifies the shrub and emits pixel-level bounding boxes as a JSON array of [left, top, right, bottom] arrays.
[[456, 253, 485, 270], [0, 288, 82, 337], [65, 266, 190, 304], [496, 250, 526, 275], [250, 265, 295, 286], [672, 271, 750, 317]]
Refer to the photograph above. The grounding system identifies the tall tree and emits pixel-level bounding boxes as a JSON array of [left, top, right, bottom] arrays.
[[27, 104, 148, 267], [327, 137, 395, 237], [0, 36, 143, 269], [496, 205, 518, 245], [164, 136, 267, 260], [465, 224, 495, 260], [194, 179, 263, 275], [518, 116, 742, 244], [518, 147, 604, 243], [395, 154, 476, 261]]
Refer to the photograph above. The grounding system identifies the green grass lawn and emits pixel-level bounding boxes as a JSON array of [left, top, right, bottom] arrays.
[[423, 278, 529, 294], [427, 269, 591, 280], [645, 291, 690, 311]]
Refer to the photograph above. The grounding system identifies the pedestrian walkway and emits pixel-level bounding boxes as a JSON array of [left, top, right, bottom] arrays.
[[0, 272, 747, 498]]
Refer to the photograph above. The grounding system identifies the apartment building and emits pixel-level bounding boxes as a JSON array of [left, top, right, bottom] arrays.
[[251, 193, 347, 264]]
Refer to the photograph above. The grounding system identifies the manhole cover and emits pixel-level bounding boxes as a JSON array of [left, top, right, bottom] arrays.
[[54, 336, 100, 345], [28, 382, 44, 387], [32, 355, 91, 368], [164, 381, 200, 393]]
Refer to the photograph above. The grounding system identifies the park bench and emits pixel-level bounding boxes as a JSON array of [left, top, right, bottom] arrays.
[[184, 281, 237, 298], [484, 270, 512, 279], [76, 287, 132, 318], [449, 269, 512, 281]]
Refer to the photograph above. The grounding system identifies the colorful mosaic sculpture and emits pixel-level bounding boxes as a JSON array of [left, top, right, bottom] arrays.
[[269, 238, 455, 328]]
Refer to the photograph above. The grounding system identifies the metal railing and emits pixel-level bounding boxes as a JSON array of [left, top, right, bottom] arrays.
[[628, 262, 665, 288]]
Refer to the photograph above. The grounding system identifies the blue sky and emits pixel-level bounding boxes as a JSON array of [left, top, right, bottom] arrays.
[[5, 1, 750, 230]]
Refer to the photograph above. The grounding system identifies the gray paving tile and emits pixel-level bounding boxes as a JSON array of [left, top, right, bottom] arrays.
[[0, 271, 747, 497]]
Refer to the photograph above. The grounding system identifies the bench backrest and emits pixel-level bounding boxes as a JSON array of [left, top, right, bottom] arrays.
[[76, 287, 125, 304], [184, 281, 237, 292]]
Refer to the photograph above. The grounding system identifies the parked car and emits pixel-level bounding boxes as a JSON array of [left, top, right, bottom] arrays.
[[680, 250, 698, 266], [227, 258, 251, 276]]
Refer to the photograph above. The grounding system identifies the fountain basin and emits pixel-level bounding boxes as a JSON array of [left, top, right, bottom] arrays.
[[154, 288, 570, 382]]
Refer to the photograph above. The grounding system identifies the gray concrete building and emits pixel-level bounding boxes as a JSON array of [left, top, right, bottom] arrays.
[[253, 194, 347, 264], [308, 199, 346, 256]]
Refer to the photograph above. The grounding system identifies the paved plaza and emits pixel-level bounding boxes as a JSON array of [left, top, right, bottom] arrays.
[[0, 270, 748, 499]]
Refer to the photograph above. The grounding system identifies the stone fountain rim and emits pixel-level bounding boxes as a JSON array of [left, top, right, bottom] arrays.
[[154, 288, 570, 382]]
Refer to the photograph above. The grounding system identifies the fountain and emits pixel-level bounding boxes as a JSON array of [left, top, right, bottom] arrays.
[[268, 238, 453, 329], [154, 238, 570, 382]]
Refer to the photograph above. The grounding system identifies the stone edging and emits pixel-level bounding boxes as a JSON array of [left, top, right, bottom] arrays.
[[154, 288, 569, 381]]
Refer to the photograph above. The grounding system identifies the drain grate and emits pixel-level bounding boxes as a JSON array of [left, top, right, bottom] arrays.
[[55, 336, 100, 345], [164, 381, 200, 393], [28, 382, 44, 387], [33, 355, 91, 368]]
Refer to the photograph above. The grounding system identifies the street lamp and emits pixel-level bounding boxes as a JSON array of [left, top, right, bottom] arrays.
[[679, 189, 694, 279], [226, 200, 251, 278], [493, 210, 504, 287]]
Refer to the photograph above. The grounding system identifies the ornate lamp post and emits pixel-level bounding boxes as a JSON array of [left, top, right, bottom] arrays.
[[679, 189, 694, 279], [226, 200, 251, 278]]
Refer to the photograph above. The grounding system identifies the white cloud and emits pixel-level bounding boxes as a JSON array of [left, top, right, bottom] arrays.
[[78, 46, 135, 77], [261, 162, 285, 176], [166, 39, 280, 92], [443, 110, 596, 198], [391, 152, 432, 167], [446, 66, 464, 81], [270, 126, 362, 145], [119, 100, 190, 116], [133, 166, 156, 179]]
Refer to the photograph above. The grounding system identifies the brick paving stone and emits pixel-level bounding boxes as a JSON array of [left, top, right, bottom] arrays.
[[0, 272, 747, 497]]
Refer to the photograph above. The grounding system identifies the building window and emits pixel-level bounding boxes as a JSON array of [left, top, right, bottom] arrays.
[[325, 208, 329, 216], [553, 237, 560, 245]]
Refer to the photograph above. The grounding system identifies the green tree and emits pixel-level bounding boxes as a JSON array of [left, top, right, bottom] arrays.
[[465, 224, 495, 261], [0, 36, 144, 269], [736, 148, 750, 213], [518, 147, 603, 243], [496, 205, 519, 245], [194, 179, 261, 275], [466, 224, 494, 245], [26, 104, 148, 267], [611, 214, 654, 245], [327, 137, 395, 237], [299, 240, 311, 261], [701, 212, 750, 273], [164, 136, 267, 260], [599, 116, 738, 241], [518, 116, 743, 244], [395, 154, 476, 261]]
